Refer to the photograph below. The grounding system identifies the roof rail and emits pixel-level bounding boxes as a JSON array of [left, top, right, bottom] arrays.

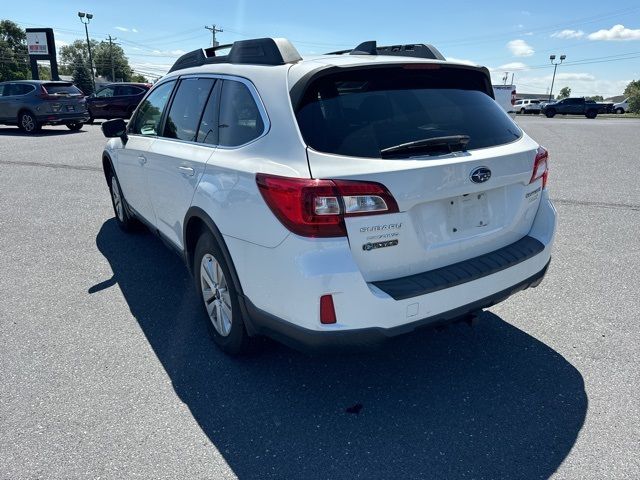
[[326, 41, 446, 61], [169, 37, 302, 72]]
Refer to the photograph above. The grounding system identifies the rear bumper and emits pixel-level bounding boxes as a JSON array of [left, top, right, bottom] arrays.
[[242, 260, 550, 352], [227, 191, 557, 350], [36, 112, 90, 125]]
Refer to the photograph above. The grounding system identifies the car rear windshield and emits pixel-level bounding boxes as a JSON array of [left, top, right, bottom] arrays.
[[295, 66, 522, 158], [43, 83, 83, 95], [530, 100, 540, 104]]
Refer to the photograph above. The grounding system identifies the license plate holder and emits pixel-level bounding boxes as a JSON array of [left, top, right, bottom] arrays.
[[448, 192, 490, 232]]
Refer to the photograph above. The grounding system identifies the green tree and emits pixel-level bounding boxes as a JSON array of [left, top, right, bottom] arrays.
[[588, 95, 604, 102], [72, 62, 94, 96], [59, 38, 134, 81], [624, 80, 640, 114], [557, 87, 571, 99], [0, 19, 29, 81], [130, 73, 148, 83]]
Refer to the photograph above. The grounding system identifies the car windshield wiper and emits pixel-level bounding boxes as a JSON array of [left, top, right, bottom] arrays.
[[380, 135, 470, 159]]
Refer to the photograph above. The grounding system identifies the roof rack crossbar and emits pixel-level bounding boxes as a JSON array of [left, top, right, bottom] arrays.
[[325, 41, 446, 61], [169, 37, 302, 72]]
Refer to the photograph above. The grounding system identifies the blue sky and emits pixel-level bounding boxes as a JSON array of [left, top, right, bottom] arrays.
[[5, 0, 640, 97]]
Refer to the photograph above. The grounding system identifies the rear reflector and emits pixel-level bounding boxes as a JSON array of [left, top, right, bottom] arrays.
[[256, 173, 399, 237], [529, 146, 549, 188], [320, 295, 337, 324]]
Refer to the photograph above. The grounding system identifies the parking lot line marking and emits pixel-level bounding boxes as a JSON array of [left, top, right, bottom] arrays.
[[0, 159, 101, 173]]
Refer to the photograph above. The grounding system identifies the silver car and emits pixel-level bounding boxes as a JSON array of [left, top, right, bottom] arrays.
[[0, 80, 90, 133]]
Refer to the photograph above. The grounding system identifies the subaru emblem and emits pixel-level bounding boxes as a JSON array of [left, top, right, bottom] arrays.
[[470, 166, 491, 184]]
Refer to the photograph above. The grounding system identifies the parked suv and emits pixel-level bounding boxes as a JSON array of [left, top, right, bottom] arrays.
[[514, 99, 541, 114], [86, 82, 151, 123], [101, 38, 556, 354], [0, 80, 89, 133]]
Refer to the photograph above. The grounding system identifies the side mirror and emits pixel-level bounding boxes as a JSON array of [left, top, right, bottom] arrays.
[[101, 118, 128, 144]]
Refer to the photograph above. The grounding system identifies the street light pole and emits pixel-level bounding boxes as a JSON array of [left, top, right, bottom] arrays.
[[548, 54, 566, 102], [78, 12, 96, 93]]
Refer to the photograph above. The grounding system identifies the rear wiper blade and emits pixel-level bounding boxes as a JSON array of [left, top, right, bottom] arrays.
[[380, 135, 470, 158]]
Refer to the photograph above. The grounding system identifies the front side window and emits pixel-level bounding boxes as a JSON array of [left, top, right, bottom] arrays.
[[130, 80, 175, 136], [295, 66, 522, 158], [218, 80, 265, 147], [95, 87, 115, 98], [163, 78, 215, 142]]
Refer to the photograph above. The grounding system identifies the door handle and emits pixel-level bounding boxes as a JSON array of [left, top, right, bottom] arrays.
[[177, 165, 195, 176], [137, 155, 147, 165]]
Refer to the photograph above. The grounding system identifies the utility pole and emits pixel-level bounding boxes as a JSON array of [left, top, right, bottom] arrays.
[[204, 24, 223, 47], [107, 35, 117, 82]]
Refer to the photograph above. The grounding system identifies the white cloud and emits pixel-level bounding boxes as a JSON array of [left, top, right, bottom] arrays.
[[114, 26, 138, 33], [151, 49, 186, 57], [507, 39, 535, 57], [524, 32, 534, 36], [521, 10, 531, 16], [555, 72, 595, 81], [551, 29, 584, 39], [447, 57, 478, 66], [587, 24, 640, 41], [498, 62, 529, 71]]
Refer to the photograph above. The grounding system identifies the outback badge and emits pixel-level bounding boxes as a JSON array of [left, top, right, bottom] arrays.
[[363, 239, 399, 251]]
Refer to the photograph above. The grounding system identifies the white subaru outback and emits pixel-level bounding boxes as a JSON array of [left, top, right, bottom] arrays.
[[101, 38, 556, 354]]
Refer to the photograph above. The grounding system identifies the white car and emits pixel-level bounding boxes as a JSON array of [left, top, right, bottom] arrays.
[[613, 98, 628, 114], [514, 99, 542, 114], [101, 38, 557, 354]]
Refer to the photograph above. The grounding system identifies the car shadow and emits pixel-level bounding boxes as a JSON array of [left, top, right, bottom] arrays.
[[0, 127, 87, 137], [92, 219, 587, 479]]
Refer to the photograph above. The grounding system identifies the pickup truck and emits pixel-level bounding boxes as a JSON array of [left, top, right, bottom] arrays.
[[542, 97, 612, 118]]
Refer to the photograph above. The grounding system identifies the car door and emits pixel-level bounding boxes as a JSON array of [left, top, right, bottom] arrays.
[[113, 85, 135, 117], [144, 76, 219, 248], [90, 86, 115, 118], [115, 80, 176, 225]]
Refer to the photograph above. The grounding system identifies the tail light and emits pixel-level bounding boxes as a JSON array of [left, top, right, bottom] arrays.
[[256, 173, 399, 238], [529, 146, 549, 188]]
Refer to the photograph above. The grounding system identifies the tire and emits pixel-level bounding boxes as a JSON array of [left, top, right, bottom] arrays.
[[18, 111, 40, 133], [585, 110, 597, 119], [616, 108, 625, 114], [194, 231, 249, 355], [109, 173, 137, 232], [87, 115, 95, 124], [520, 108, 526, 114], [66, 122, 83, 131], [545, 109, 556, 118]]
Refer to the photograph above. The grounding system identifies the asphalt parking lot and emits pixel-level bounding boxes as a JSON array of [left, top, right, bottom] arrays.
[[1, 117, 638, 479]]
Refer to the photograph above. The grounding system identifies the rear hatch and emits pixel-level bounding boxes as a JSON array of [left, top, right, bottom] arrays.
[[293, 63, 544, 282], [41, 82, 86, 113]]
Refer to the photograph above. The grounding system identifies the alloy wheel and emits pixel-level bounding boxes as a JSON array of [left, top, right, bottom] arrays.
[[200, 253, 233, 337], [111, 176, 124, 222]]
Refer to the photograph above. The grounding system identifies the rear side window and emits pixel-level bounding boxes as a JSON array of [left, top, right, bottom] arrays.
[[130, 80, 175, 136], [218, 80, 265, 147], [43, 83, 82, 95], [295, 66, 522, 158], [163, 78, 215, 142]]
